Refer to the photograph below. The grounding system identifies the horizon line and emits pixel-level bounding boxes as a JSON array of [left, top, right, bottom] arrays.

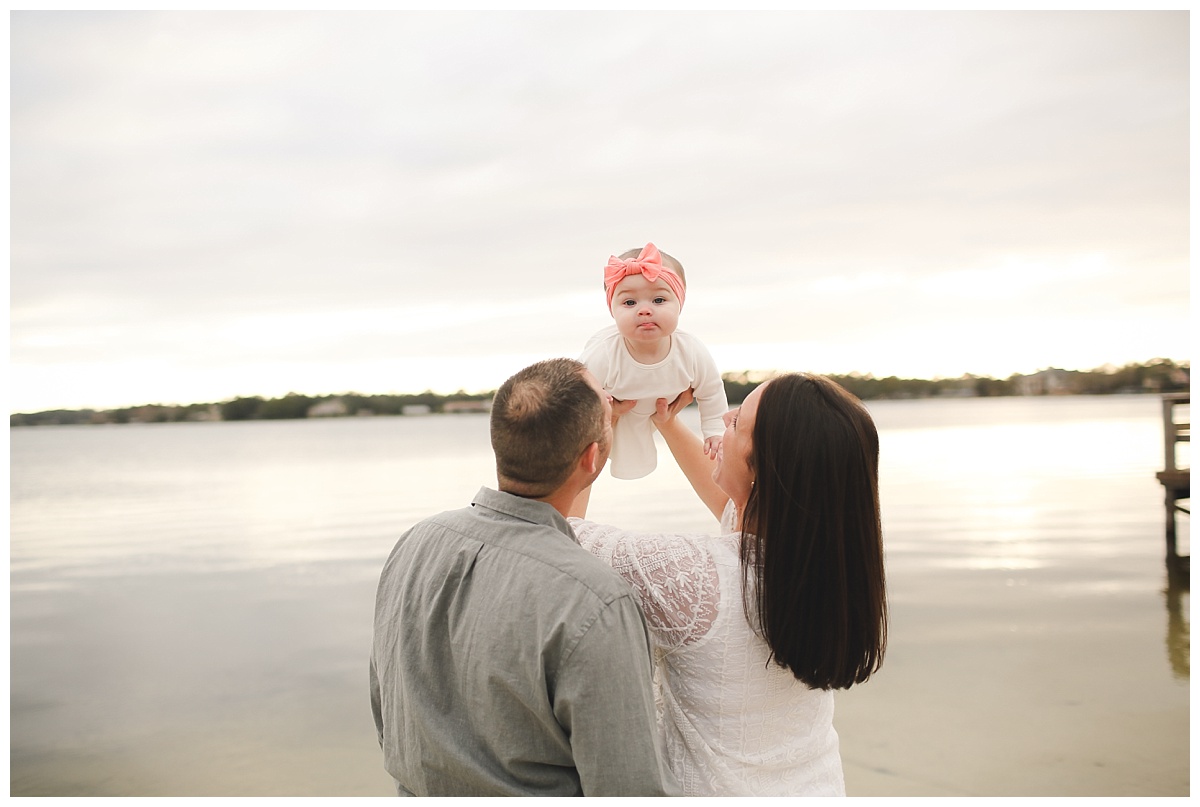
[[10, 358, 1190, 417]]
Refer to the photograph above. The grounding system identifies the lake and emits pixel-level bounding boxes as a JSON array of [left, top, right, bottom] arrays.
[[9, 394, 1189, 796]]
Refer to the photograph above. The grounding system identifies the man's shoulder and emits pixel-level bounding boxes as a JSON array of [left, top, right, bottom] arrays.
[[400, 503, 477, 539], [401, 501, 634, 606], [494, 518, 637, 606]]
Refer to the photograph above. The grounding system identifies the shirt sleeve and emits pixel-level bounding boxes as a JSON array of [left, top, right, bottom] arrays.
[[369, 657, 384, 748], [552, 596, 679, 796], [569, 518, 720, 651], [686, 338, 729, 439], [578, 328, 611, 374]]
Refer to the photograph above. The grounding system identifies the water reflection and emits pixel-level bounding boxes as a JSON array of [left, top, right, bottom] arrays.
[[1164, 578, 1190, 680]]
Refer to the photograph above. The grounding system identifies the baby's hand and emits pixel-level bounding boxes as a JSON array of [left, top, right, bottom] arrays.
[[704, 435, 722, 459]]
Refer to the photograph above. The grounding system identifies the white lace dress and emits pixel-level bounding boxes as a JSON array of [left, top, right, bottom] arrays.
[[569, 503, 845, 797]]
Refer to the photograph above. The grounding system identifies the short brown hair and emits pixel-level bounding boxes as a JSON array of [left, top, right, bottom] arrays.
[[490, 358, 605, 498], [741, 373, 887, 690]]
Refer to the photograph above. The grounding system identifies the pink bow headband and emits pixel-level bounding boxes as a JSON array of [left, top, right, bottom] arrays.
[[603, 243, 686, 312]]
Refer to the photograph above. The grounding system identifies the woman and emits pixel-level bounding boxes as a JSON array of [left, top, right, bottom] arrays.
[[569, 373, 887, 796]]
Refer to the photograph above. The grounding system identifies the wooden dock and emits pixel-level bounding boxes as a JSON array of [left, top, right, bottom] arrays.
[[1154, 392, 1189, 586]]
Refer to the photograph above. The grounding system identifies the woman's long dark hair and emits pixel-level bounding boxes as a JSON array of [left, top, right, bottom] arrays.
[[740, 373, 887, 690]]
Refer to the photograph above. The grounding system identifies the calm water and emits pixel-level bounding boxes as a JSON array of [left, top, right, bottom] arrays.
[[9, 395, 1190, 796]]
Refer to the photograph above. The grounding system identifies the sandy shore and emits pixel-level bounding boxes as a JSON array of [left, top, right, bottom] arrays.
[[836, 562, 1189, 796]]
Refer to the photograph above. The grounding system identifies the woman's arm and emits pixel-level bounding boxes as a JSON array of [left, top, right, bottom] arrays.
[[570, 516, 719, 649], [652, 390, 728, 521]]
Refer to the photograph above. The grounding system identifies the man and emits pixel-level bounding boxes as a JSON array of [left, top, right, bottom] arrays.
[[369, 358, 677, 796]]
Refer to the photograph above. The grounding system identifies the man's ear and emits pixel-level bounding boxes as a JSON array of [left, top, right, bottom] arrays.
[[579, 441, 600, 476]]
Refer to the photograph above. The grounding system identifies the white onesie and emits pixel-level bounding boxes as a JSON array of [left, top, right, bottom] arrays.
[[580, 325, 728, 479]]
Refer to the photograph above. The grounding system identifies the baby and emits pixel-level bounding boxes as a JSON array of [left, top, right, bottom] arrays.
[[580, 243, 728, 479]]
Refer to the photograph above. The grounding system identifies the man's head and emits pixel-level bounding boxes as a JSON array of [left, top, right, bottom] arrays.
[[491, 358, 612, 499]]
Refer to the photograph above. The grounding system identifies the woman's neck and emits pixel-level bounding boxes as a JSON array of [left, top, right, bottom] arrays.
[[733, 497, 749, 533], [622, 335, 671, 364]]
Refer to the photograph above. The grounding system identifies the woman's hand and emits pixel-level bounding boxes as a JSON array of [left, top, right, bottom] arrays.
[[650, 388, 695, 428]]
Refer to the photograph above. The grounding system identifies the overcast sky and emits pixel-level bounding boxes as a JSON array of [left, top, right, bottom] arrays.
[[10, 10, 1191, 413]]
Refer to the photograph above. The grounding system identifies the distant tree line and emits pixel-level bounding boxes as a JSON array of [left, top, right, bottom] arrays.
[[9, 359, 1190, 427], [723, 358, 1189, 403], [10, 390, 495, 427], [219, 390, 493, 421]]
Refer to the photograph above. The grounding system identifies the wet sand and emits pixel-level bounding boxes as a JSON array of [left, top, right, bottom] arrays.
[[10, 566, 400, 797], [837, 563, 1189, 796], [11, 557, 1186, 797]]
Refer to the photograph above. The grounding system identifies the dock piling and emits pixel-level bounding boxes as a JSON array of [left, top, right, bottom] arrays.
[[1155, 392, 1189, 586]]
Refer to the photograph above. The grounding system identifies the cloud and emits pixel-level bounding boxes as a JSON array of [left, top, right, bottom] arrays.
[[9, 10, 1190, 411]]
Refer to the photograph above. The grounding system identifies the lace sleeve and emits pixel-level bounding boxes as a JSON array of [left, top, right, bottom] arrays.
[[569, 518, 720, 650]]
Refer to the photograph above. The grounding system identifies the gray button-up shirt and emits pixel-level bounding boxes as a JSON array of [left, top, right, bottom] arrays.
[[370, 486, 677, 796]]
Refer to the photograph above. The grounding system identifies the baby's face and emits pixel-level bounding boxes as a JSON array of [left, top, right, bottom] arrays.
[[609, 273, 681, 344]]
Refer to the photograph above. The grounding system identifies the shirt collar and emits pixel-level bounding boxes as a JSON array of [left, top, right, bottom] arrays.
[[471, 486, 576, 541]]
